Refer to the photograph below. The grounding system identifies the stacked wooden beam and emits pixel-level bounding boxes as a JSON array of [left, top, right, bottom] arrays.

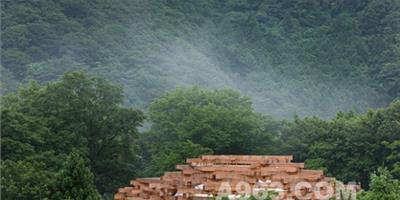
[[115, 155, 336, 200]]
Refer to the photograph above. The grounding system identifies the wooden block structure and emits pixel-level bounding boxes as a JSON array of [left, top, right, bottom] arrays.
[[115, 155, 336, 200]]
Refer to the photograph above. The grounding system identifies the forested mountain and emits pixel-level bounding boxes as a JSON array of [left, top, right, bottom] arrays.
[[1, 0, 400, 199], [2, 0, 399, 118]]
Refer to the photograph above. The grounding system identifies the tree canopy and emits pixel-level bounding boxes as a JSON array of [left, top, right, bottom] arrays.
[[140, 87, 276, 176], [50, 151, 101, 200], [358, 168, 400, 200], [1, 0, 399, 118], [1, 72, 399, 198], [1, 0, 400, 198], [1, 71, 144, 197]]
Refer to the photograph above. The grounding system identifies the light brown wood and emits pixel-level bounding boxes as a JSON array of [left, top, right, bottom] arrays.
[[114, 155, 336, 200]]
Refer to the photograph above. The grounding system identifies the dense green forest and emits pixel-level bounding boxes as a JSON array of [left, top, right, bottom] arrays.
[[1, 0, 400, 199], [1, 72, 399, 199], [1, 0, 399, 118]]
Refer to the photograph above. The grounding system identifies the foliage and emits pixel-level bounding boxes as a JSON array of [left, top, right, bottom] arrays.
[[1, 0, 400, 197], [50, 151, 101, 200], [358, 168, 400, 200], [279, 101, 400, 188], [383, 140, 400, 178], [1, 0, 399, 117], [1, 160, 51, 200], [141, 140, 213, 176], [148, 87, 268, 154], [1, 71, 144, 196], [140, 87, 275, 175], [1, 73, 399, 196]]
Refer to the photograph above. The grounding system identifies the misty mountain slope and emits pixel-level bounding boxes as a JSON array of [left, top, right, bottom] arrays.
[[1, 0, 399, 118]]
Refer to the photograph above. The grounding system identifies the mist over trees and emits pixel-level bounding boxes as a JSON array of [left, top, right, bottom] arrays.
[[1, 0, 400, 199], [2, 72, 399, 198], [1, 0, 399, 118]]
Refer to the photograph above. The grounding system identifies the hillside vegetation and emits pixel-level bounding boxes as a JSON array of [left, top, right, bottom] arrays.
[[2, 0, 399, 118], [1, 72, 400, 199], [1, 0, 400, 199]]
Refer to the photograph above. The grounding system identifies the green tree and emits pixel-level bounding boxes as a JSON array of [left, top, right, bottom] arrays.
[[1, 71, 145, 195], [142, 87, 275, 175], [279, 100, 400, 188], [148, 87, 270, 154], [142, 140, 213, 176], [1, 160, 51, 200], [50, 151, 101, 200], [358, 168, 400, 200], [383, 140, 400, 178], [1, 108, 47, 161]]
